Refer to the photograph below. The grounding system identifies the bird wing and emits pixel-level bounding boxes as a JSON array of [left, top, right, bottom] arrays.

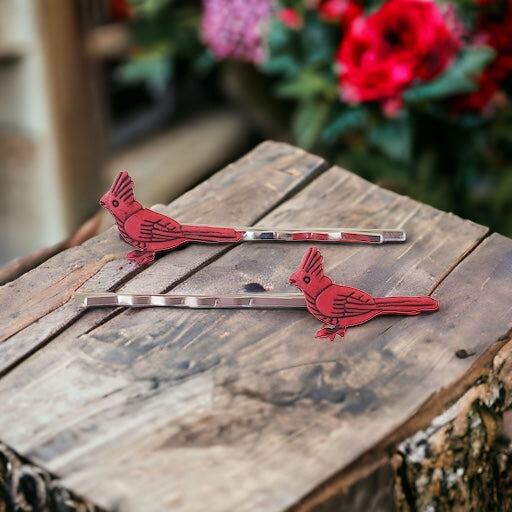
[[126, 209, 182, 242], [316, 285, 377, 319]]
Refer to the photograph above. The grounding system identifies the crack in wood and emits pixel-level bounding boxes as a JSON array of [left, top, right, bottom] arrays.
[[427, 230, 489, 296], [0, 142, 327, 379], [0, 254, 117, 343], [1, 144, 509, 512]]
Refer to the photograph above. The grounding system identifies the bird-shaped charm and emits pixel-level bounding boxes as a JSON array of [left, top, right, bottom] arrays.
[[101, 172, 408, 265], [289, 247, 439, 340], [100, 172, 244, 265]]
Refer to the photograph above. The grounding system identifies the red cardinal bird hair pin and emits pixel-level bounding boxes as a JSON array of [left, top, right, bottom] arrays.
[[76, 245, 438, 340], [100, 172, 407, 265], [100, 172, 244, 265], [289, 247, 439, 340]]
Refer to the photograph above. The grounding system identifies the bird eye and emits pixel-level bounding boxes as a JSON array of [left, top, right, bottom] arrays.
[[303, 276, 311, 284], [112, 199, 119, 207]]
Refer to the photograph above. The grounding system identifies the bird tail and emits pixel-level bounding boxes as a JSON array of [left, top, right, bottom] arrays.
[[375, 296, 439, 315], [180, 224, 244, 243]]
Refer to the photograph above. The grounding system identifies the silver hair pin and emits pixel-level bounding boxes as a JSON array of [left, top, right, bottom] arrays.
[[76, 247, 439, 341], [99, 172, 406, 265], [75, 292, 306, 309]]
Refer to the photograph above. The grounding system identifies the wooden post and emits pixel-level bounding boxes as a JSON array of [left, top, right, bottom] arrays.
[[35, 0, 104, 233]]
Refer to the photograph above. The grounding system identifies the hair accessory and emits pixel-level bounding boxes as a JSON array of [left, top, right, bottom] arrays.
[[77, 248, 438, 340], [288, 247, 439, 340], [100, 172, 406, 265]]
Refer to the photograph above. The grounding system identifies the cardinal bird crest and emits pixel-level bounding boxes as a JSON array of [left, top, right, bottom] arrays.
[[300, 247, 324, 277], [289, 246, 331, 294], [100, 171, 141, 223], [109, 171, 135, 203]]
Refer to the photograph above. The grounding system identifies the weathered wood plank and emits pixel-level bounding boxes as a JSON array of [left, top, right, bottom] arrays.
[[0, 141, 326, 374], [0, 166, 502, 512], [292, 233, 512, 512]]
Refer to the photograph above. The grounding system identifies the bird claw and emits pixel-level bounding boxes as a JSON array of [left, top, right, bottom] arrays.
[[126, 250, 155, 266], [315, 326, 347, 341]]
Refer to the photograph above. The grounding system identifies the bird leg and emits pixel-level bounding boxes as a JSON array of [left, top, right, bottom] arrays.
[[126, 250, 156, 265], [315, 325, 347, 341]]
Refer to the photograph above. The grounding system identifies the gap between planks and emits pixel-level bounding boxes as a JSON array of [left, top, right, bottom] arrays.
[[0, 152, 328, 378], [0, 153, 497, 511], [81, 243, 239, 337], [427, 225, 489, 296], [0, 164, 488, 382], [290, 228, 500, 511]]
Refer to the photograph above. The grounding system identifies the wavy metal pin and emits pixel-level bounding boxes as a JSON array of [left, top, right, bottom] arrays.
[[100, 172, 406, 265], [76, 248, 438, 340]]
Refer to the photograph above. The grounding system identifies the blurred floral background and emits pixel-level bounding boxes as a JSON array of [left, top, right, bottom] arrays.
[[119, 0, 512, 233], [1, 0, 511, 270]]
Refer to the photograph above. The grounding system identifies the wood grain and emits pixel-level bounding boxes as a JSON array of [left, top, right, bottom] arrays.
[[1, 163, 508, 512], [0, 141, 326, 373], [0, 254, 116, 343]]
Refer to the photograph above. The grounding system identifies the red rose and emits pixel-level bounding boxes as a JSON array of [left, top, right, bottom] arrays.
[[337, 0, 460, 104], [318, 0, 363, 31], [450, 68, 500, 113], [276, 8, 303, 29], [451, 0, 512, 113], [479, 0, 512, 54], [108, 0, 134, 19]]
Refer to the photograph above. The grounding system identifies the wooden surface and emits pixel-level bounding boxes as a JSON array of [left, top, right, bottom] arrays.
[[1, 141, 512, 512]]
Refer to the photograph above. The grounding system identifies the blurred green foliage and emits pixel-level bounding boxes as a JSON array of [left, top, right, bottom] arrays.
[[119, 0, 512, 236]]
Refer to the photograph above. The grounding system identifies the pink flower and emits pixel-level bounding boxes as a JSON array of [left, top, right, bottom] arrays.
[[337, 0, 461, 105], [276, 8, 303, 29], [201, 0, 272, 63]]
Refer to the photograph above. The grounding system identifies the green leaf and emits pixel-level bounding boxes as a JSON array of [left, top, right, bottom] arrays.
[[116, 51, 172, 93], [293, 100, 330, 150], [493, 167, 512, 211], [368, 118, 411, 163], [275, 69, 336, 100], [403, 46, 496, 102], [260, 55, 301, 77], [129, 9, 201, 56], [322, 107, 368, 143], [265, 18, 292, 53], [194, 50, 216, 74], [129, 0, 175, 18], [301, 12, 339, 66]]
